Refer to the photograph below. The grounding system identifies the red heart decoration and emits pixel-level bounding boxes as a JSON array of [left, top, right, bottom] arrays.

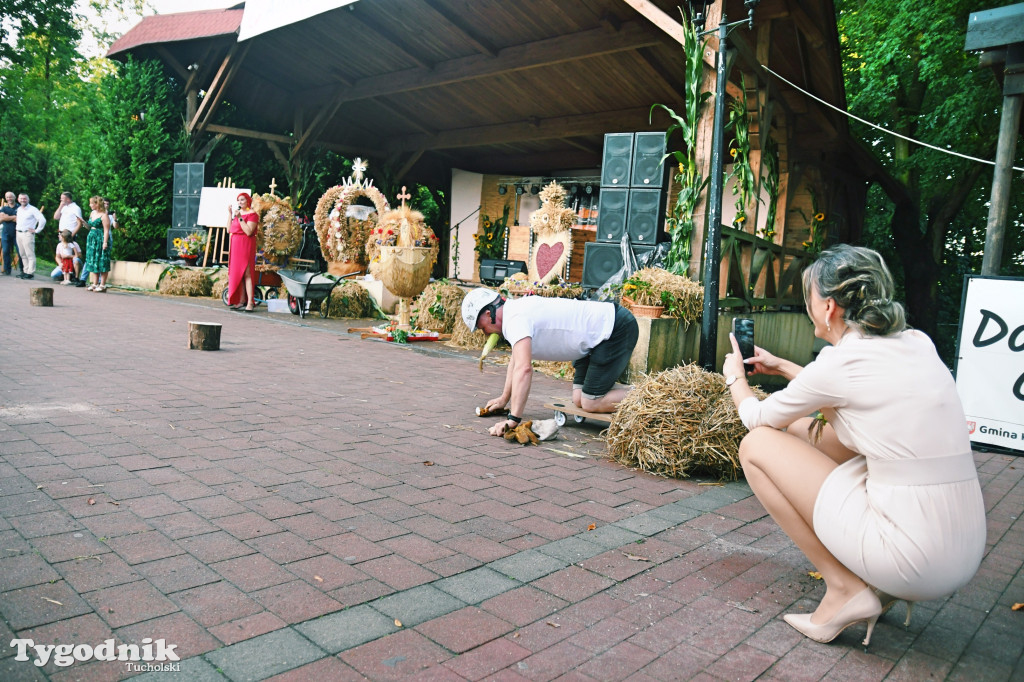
[[535, 242, 565, 280]]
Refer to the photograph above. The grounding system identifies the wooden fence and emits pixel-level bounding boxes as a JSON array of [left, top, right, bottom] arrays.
[[718, 226, 813, 310]]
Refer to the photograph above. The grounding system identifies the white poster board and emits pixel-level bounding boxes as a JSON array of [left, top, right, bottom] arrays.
[[954, 276, 1024, 453], [197, 187, 251, 228]]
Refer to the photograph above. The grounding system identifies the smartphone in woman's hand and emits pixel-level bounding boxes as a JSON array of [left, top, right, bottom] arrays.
[[732, 318, 755, 373]]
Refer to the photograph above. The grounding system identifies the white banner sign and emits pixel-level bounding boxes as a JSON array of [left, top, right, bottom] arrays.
[[955, 276, 1024, 453]]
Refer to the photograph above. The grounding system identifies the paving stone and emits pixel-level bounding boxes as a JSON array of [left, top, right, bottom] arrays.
[[434, 566, 520, 605], [135, 554, 222, 594], [53, 552, 140, 593], [83, 580, 180, 628], [212, 553, 296, 592], [131, 655, 224, 682], [339, 628, 453, 682], [294, 604, 399, 654], [171, 580, 264, 628], [204, 627, 325, 682], [252, 579, 343, 623], [208, 611, 288, 646], [105, 531, 183, 565], [488, 549, 569, 583], [0, 553, 62, 591], [611, 513, 677, 537], [416, 606, 515, 653], [115, 611, 220, 660], [371, 584, 466, 627], [537, 536, 606, 564], [0, 582, 93, 630]]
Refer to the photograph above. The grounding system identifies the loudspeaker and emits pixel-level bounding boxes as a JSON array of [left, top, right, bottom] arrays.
[[631, 132, 666, 187], [479, 258, 527, 285], [173, 163, 204, 196], [600, 133, 634, 187], [595, 188, 628, 242], [581, 242, 655, 289], [172, 196, 200, 229], [627, 188, 664, 245]]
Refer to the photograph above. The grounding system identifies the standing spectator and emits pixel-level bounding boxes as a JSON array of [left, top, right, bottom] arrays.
[[0, 192, 18, 276], [226, 192, 259, 311], [15, 193, 46, 279], [83, 196, 111, 292], [55, 230, 81, 285], [51, 192, 83, 282], [79, 197, 116, 287]]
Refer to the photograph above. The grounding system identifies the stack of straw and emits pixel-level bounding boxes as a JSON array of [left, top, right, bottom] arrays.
[[158, 268, 211, 297], [321, 280, 376, 318], [607, 364, 765, 480], [413, 281, 466, 332], [628, 268, 703, 322]]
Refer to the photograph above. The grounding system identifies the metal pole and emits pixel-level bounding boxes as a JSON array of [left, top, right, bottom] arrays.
[[699, 16, 730, 370], [981, 94, 1022, 276]]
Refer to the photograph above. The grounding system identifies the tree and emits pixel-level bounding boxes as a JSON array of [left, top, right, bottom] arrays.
[[837, 0, 1023, 356], [97, 56, 186, 260]]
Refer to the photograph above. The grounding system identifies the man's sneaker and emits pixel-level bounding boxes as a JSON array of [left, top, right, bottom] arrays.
[[23, 274, 33, 279], [75, 278, 87, 287]]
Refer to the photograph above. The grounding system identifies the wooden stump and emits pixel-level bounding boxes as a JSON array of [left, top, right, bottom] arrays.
[[188, 321, 222, 351], [29, 288, 53, 307]]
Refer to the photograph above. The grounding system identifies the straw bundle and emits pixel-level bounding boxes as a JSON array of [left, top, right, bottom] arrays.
[[257, 195, 302, 260], [607, 364, 766, 480], [450, 324, 488, 349], [413, 280, 466, 332], [210, 274, 227, 300], [369, 205, 439, 298], [159, 267, 211, 297], [315, 181, 389, 266], [626, 268, 703, 322], [320, 280, 375, 318]]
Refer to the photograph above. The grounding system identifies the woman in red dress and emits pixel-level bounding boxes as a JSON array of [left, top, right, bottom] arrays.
[[227, 192, 259, 311]]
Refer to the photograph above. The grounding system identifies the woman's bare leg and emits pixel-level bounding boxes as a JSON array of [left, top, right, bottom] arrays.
[[740, 426, 868, 622], [244, 265, 255, 309]]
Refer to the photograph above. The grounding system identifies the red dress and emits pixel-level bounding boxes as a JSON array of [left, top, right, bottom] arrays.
[[227, 212, 259, 306]]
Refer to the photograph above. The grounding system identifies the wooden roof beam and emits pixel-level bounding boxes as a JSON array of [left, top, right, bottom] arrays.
[[785, 0, 826, 49], [205, 123, 294, 145], [388, 107, 653, 152], [418, 0, 498, 57], [299, 20, 662, 105], [345, 12, 431, 69], [154, 45, 189, 80], [188, 42, 250, 134]]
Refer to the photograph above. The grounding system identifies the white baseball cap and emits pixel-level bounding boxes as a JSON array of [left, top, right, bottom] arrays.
[[461, 288, 501, 331]]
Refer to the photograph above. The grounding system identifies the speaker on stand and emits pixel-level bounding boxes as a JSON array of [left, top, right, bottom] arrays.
[[169, 162, 204, 259]]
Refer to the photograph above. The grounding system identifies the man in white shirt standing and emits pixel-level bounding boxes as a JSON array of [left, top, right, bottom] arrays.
[[51, 192, 83, 282], [15, 193, 46, 280], [463, 288, 639, 437]]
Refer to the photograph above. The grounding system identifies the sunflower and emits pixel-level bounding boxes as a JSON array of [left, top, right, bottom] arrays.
[[173, 238, 182, 247], [729, 148, 738, 158], [486, 233, 493, 239], [814, 212, 825, 222], [735, 215, 746, 224]]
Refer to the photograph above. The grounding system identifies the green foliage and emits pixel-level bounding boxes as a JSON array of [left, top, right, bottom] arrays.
[[653, 17, 710, 275], [726, 76, 757, 229], [97, 56, 185, 261], [837, 0, 1024, 358], [474, 204, 509, 262]]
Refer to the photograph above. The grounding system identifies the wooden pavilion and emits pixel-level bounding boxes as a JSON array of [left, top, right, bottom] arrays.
[[108, 0, 880, 344]]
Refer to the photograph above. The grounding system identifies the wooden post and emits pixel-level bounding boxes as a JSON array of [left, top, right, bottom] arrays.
[[188, 321, 222, 350], [29, 288, 53, 307], [981, 94, 1022, 276]]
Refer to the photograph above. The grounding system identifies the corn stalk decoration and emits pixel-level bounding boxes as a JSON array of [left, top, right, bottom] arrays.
[[760, 135, 779, 241], [651, 17, 710, 276], [727, 75, 758, 230]]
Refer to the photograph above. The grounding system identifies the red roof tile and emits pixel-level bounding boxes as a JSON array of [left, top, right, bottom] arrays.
[[106, 8, 243, 58]]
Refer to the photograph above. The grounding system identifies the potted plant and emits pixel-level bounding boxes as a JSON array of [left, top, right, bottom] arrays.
[[620, 273, 665, 318], [173, 232, 207, 264]]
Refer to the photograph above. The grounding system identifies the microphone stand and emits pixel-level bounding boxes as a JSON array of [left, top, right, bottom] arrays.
[[449, 205, 481, 283]]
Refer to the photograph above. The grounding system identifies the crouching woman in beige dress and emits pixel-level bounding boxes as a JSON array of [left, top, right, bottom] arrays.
[[721, 244, 985, 647]]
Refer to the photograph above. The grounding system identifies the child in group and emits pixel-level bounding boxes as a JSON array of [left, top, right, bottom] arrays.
[[55, 229, 82, 285]]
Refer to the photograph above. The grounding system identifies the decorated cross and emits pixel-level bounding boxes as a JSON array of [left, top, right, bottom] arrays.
[[397, 185, 411, 208], [268, 177, 277, 196]]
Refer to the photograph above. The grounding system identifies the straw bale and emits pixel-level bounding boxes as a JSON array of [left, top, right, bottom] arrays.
[[158, 268, 212, 297], [320, 280, 376, 318], [627, 268, 703, 322], [210, 275, 227, 299], [449, 323, 488, 349], [413, 280, 466, 332], [607, 364, 766, 480]]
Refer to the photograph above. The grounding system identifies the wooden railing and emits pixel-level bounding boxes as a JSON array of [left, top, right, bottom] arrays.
[[718, 226, 813, 310]]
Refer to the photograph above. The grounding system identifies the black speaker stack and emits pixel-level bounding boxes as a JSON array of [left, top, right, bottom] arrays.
[[581, 132, 667, 289], [167, 163, 204, 259]]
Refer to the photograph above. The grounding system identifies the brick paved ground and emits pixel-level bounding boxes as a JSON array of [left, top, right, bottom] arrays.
[[0, 278, 1021, 681]]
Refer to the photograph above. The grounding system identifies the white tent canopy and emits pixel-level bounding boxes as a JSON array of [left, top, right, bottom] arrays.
[[237, 0, 358, 41]]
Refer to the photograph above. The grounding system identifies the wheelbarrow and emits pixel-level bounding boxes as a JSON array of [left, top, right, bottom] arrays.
[[277, 268, 350, 319]]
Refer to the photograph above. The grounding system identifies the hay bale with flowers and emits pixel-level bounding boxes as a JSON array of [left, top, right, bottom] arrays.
[[620, 267, 703, 322], [158, 267, 212, 297], [320, 280, 376, 318], [607, 364, 766, 480], [414, 280, 466, 332]]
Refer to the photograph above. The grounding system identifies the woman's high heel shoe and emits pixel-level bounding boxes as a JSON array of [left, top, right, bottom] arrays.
[[875, 589, 914, 628], [783, 587, 882, 647]]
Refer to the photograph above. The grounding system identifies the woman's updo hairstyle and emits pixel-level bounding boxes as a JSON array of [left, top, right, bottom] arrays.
[[802, 244, 906, 336]]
